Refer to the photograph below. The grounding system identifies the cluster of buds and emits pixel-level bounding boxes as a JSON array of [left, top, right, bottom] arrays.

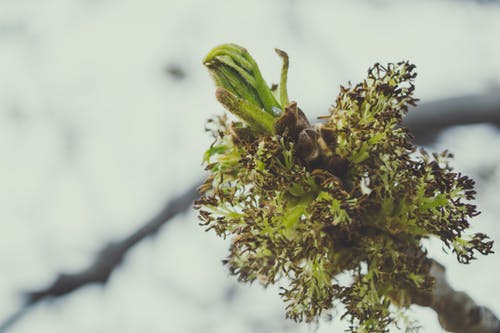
[[195, 44, 493, 332]]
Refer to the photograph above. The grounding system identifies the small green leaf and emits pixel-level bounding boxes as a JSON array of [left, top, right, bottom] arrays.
[[203, 144, 229, 162], [215, 88, 275, 135]]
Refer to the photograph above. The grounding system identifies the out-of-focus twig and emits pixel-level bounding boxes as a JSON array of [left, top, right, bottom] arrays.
[[26, 181, 201, 303], [404, 91, 500, 144], [0, 181, 201, 333]]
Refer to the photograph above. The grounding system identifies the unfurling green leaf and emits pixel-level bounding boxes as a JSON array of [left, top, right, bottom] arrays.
[[203, 43, 281, 116]]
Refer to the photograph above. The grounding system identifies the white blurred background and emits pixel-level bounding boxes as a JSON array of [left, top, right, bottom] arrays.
[[0, 0, 499, 332]]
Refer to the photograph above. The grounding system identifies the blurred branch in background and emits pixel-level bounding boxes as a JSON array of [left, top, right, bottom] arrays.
[[414, 260, 500, 333], [0, 181, 201, 333], [26, 180, 201, 304], [404, 90, 500, 145], [1, 91, 500, 333]]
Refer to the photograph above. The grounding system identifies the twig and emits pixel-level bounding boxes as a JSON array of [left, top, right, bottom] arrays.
[[404, 91, 500, 144], [0, 180, 201, 332], [26, 181, 201, 303], [0, 307, 29, 333]]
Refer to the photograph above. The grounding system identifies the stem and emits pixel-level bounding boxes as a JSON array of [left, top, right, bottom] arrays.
[[412, 259, 500, 333], [275, 48, 290, 107], [215, 88, 275, 134]]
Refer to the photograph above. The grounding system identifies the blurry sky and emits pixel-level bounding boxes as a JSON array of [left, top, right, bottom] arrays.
[[0, 1, 499, 332]]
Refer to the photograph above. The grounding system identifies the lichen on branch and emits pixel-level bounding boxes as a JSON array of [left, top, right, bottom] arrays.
[[195, 43, 494, 333]]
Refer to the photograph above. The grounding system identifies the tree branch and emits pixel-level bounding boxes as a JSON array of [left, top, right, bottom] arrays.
[[404, 91, 500, 144], [26, 181, 201, 303], [0, 181, 201, 333], [413, 259, 500, 333]]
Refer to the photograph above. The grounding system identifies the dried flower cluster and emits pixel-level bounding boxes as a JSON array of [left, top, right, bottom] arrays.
[[195, 44, 493, 332]]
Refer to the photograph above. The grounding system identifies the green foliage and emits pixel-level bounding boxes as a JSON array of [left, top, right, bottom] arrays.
[[195, 44, 494, 332]]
